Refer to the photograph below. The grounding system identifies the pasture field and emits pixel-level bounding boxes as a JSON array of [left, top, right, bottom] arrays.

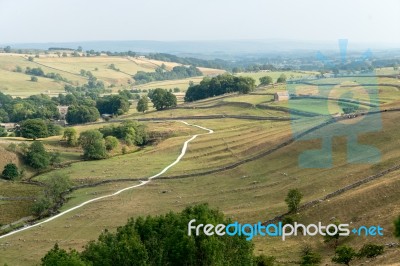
[[1, 72, 400, 264], [0, 54, 222, 97], [236, 70, 319, 85], [2, 110, 400, 264], [134, 76, 204, 92]]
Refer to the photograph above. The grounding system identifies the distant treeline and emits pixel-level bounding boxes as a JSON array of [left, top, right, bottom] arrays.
[[146, 53, 295, 73], [184, 74, 256, 102], [133, 65, 202, 84], [147, 53, 231, 70], [48, 47, 75, 51]]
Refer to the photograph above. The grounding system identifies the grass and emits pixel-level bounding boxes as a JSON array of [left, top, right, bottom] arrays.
[[1, 74, 400, 264], [134, 77, 204, 92], [0, 182, 41, 225], [3, 111, 400, 264], [0, 55, 221, 97], [236, 71, 319, 85]]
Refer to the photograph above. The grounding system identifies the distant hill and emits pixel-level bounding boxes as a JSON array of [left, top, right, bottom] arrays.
[[3, 40, 400, 58]]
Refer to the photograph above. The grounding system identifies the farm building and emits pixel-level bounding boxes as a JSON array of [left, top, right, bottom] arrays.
[[0, 123, 19, 131], [57, 106, 69, 120], [274, 91, 290, 101]]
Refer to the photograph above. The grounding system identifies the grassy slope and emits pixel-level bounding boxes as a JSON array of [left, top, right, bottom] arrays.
[[0, 55, 226, 96], [1, 75, 400, 264], [1, 109, 400, 264]]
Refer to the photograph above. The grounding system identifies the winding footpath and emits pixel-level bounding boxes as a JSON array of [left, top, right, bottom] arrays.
[[0, 121, 214, 240]]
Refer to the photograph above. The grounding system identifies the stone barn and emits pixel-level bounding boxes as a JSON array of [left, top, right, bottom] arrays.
[[274, 91, 290, 101]]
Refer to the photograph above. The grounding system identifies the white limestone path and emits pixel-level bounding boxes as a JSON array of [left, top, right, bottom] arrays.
[[0, 121, 214, 239]]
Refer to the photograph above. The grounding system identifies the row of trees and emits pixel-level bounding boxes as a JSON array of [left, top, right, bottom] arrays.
[[133, 65, 202, 84], [23, 67, 72, 83], [41, 204, 255, 265], [258, 74, 287, 86], [0, 81, 134, 126], [184, 74, 256, 102]]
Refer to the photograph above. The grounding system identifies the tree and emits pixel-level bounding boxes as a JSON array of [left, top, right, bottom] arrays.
[[0, 127, 7, 137], [394, 215, 400, 239], [254, 255, 276, 266], [20, 119, 48, 140], [285, 188, 303, 213], [277, 73, 287, 83], [30, 76, 38, 82], [50, 152, 62, 166], [32, 173, 71, 217], [32, 195, 53, 217], [105, 136, 119, 151], [332, 245, 357, 266], [63, 128, 78, 146], [79, 130, 107, 160], [45, 173, 72, 202], [357, 243, 384, 258], [300, 245, 322, 265], [136, 96, 149, 113], [4, 46, 11, 53], [41, 243, 87, 266], [1, 163, 19, 180], [259, 76, 273, 86], [149, 88, 177, 110], [324, 220, 345, 248], [25, 141, 50, 170]]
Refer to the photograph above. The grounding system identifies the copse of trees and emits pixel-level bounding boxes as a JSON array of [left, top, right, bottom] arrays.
[[184, 74, 256, 102], [18, 119, 62, 140], [99, 121, 148, 146], [0, 93, 60, 123], [41, 204, 255, 266], [25, 67, 71, 83], [96, 95, 130, 115], [66, 105, 100, 125], [148, 88, 177, 110], [133, 65, 202, 84]]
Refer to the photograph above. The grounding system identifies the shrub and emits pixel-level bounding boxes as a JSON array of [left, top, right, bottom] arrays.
[[1, 163, 19, 180], [357, 243, 384, 258]]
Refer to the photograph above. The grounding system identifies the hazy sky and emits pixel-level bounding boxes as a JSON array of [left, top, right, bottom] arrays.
[[0, 0, 399, 44]]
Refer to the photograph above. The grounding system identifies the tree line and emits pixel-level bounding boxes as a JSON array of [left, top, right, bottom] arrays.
[[133, 65, 202, 84]]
